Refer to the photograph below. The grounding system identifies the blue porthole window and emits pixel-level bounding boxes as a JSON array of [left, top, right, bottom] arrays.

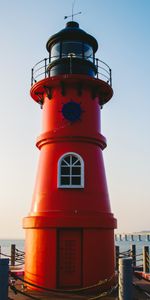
[[58, 152, 84, 188], [62, 101, 82, 122]]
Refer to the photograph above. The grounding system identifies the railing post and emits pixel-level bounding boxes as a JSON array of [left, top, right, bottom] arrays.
[[125, 234, 128, 241], [44, 58, 47, 78], [0, 259, 9, 300], [48, 55, 51, 77], [109, 68, 112, 87], [119, 234, 122, 241], [116, 245, 119, 271], [130, 244, 136, 267], [131, 234, 134, 242], [119, 258, 133, 300], [69, 55, 72, 74], [96, 58, 98, 78], [143, 246, 149, 273], [31, 68, 34, 86], [147, 234, 150, 242], [11, 244, 16, 266]]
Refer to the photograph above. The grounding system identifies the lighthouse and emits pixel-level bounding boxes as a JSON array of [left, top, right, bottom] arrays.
[[23, 21, 117, 289]]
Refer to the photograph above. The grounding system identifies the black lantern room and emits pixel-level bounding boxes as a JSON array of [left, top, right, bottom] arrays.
[[46, 21, 98, 77]]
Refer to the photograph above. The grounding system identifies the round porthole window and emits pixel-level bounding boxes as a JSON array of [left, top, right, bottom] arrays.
[[62, 101, 82, 122]]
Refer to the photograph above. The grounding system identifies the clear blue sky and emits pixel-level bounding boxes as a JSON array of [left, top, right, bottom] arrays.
[[0, 0, 149, 238]]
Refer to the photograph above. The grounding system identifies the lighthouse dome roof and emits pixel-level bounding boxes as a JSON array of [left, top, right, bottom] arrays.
[[46, 21, 98, 53]]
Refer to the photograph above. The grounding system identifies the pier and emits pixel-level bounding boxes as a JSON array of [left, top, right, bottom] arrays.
[[8, 272, 150, 300]]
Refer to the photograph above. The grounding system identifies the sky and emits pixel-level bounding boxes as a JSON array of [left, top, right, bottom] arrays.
[[0, 0, 150, 238]]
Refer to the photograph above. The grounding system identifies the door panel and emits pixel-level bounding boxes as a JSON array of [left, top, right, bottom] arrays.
[[58, 229, 82, 288]]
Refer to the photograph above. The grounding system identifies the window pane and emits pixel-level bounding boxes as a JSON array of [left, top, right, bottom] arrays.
[[61, 167, 70, 175], [72, 167, 81, 175], [51, 43, 60, 61], [61, 160, 68, 166], [62, 41, 83, 59], [72, 156, 78, 164], [84, 44, 93, 62], [74, 160, 81, 166], [64, 156, 71, 164], [71, 177, 81, 185], [61, 177, 70, 185]]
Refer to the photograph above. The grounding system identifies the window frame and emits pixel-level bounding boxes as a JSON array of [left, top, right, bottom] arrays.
[[58, 152, 84, 189]]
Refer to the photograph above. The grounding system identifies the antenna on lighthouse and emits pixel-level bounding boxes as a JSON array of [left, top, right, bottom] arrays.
[[64, 0, 81, 21]]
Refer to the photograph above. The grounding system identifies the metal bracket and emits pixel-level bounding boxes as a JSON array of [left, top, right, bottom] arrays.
[[35, 92, 44, 109], [43, 86, 52, 100]]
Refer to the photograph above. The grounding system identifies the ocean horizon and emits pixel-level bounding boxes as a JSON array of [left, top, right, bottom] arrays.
[[0, 236, 149, 269], [0, 234, 150, 257]]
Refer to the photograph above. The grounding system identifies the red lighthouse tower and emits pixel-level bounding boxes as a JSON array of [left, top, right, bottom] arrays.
[[23, 21, 117, 289]]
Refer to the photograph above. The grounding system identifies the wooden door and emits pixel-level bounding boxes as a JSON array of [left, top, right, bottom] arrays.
[[57, 229, 82, 288]]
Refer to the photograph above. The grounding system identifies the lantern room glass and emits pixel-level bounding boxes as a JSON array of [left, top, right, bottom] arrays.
[[84, 43, 94, 62], [50, 41, 94, 62], [62, 41, 83, 59], [51, 43, 60, 61]]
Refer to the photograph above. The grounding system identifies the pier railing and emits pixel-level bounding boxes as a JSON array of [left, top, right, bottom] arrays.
[[115, 233, 150, 242], [115, 245, 150, 273], [0, 244, 24, 266], [31, 56, 112, 86], [0, 242, 149, 273]]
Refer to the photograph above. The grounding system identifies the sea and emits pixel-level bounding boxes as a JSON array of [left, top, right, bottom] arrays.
[[115, 234, 150, 254]]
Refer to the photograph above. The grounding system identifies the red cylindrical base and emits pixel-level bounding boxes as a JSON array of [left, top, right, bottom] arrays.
[[23, 213, 116, 289]]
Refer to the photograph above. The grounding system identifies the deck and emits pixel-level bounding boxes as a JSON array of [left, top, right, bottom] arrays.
[[9, 274, 150, 300]]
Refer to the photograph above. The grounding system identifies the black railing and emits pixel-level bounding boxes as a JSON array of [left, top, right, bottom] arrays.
[[31, 56, 112, 87]]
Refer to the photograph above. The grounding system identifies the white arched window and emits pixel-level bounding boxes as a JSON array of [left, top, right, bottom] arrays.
[[58, 152, 84, 188]]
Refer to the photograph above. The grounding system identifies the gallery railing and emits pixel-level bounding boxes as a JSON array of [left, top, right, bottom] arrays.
[[31, 55, 112, 87]]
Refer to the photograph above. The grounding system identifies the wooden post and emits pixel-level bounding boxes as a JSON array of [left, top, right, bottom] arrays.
[[146, 235, 150, 242], [11, 244, 16, 266], [119, 234, 122, 241], [130, 244, 136, 267], [119, 258, 133, 300], [0, 259, 9, 300], [143, 246, 149, 273], [125, 234, 128, 241], [0, 246, 1, 258], [116, 245, 119, 270], [131, 234, 134, 242], [138, 234, 142, 241]]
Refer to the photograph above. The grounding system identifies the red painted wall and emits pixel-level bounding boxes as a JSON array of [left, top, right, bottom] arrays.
[[83, 229, 115, 285], [24, 74, 117, 290], [24, 229, 57, 289]]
